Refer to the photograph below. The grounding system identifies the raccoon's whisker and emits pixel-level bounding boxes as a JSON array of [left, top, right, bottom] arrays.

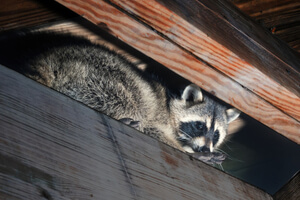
[[179, 129, 192, 139], [214, 148, 229, 156], [227, 156, 245, 163], [216, 149, 244, 163], [176, 136, 186, 141], [224, 143, 234, 151], [218, 163, 224, 171]]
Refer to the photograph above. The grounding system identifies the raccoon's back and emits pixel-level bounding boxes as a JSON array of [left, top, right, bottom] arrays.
[[0, 32, 158, 121]]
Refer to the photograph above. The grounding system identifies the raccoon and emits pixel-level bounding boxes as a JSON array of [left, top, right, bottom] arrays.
[[0, 32, 240, 164]]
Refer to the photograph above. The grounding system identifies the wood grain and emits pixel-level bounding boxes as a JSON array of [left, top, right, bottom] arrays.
[[0, 0, 76, 32], [273, 171, 300, 200], [154, 0, 300, 96], [54, 0, 300, 143], [231, 0, 300, 53], [0, 65, 272, 199], [109, 0, 300, 121]]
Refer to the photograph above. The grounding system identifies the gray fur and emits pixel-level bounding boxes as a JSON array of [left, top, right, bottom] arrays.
[[0, 32, 240, 162]]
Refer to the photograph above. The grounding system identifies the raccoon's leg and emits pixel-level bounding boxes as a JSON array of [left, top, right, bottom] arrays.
[[119, 118, 140, 129]]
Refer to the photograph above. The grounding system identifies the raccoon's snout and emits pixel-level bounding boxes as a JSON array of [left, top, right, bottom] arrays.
[[190, 137, 213, 153], [193, 146, 210, 153]]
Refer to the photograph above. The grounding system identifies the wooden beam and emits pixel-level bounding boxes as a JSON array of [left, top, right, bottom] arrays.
[[154, 0, 300, 96], [232, 0, 300, 53], [108, 0, 300, 120], [273, 171, 300, 200], [0, 65, 272, 199], [0, 0, 76, 31], [54, 0, 300, 143]]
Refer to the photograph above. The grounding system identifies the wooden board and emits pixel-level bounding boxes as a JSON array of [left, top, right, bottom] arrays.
[[0, 0, 76, 31], [273, 171, 300, 200], [154, 0, 299, 96], [54, 0, 300, 143], [108, 0, 300, 120], [0, 65, 272, 199], [231, 0, 300, 53]]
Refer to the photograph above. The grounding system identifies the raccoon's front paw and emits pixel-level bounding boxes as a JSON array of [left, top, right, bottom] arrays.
[[191, 152, 226, 165], [210, 152, 227, 165], [119, 118, 140, 129]]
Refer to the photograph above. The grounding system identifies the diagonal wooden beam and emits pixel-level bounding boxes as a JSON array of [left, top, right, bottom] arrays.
[[104, 0, 300, 121], [0, 65, 272, 199], [274, 171, 300, 200], [108, 0, 300, 120], [154, 0, 300, 96], [54, 0, 300, 143]]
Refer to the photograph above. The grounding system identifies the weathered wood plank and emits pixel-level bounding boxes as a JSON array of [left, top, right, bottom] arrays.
[[231, 0, 300, 53], [0, 0, 76, 32], [273, 171, 300, 200], [155, 0, 300, 95], [35, 19, 145, 66], [54, 0, 300, 143], [0, 65, 272, 199], [108, 0, 300, 121]]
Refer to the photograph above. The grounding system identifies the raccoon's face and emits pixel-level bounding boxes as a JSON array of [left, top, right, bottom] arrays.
[[171, 84, 240, 153]]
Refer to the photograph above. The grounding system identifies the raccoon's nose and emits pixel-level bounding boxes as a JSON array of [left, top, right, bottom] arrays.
[[201, 146, 210, 153], [194, 146, 210, 153]]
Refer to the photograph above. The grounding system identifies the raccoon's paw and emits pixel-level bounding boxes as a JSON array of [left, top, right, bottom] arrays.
[[119, 118, 140, 129], [210, 152, 227, 165], [191, 152, 226, 165], [192, 152, 213, 163]]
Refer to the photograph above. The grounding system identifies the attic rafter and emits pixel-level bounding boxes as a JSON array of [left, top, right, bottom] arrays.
[[107, 0, 300, 120], [55, 0, 300, 144]]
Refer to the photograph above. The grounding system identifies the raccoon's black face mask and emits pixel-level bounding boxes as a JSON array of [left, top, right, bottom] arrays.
[[179, 120, 222, 153], [180, 121, 208, 138], [171, 84, 240, 153], [179, 120, 220, 152]]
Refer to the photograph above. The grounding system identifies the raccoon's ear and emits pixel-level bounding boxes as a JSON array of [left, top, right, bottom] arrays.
[[182, 84, 203, 103], [226, 108, 241, 123]]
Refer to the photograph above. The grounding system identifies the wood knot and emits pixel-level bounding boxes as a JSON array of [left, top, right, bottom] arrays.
[[161, 152, 178, 168]]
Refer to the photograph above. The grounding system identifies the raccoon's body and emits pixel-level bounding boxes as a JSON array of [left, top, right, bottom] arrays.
[[0, 32, 240, 161]]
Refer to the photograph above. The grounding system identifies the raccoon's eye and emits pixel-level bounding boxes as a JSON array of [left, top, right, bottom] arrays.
[[195, 122, 204, 130], [213, 130, 220, 145]]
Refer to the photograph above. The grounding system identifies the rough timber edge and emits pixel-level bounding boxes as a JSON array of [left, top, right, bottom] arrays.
[[273, 171, 300, 200]]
